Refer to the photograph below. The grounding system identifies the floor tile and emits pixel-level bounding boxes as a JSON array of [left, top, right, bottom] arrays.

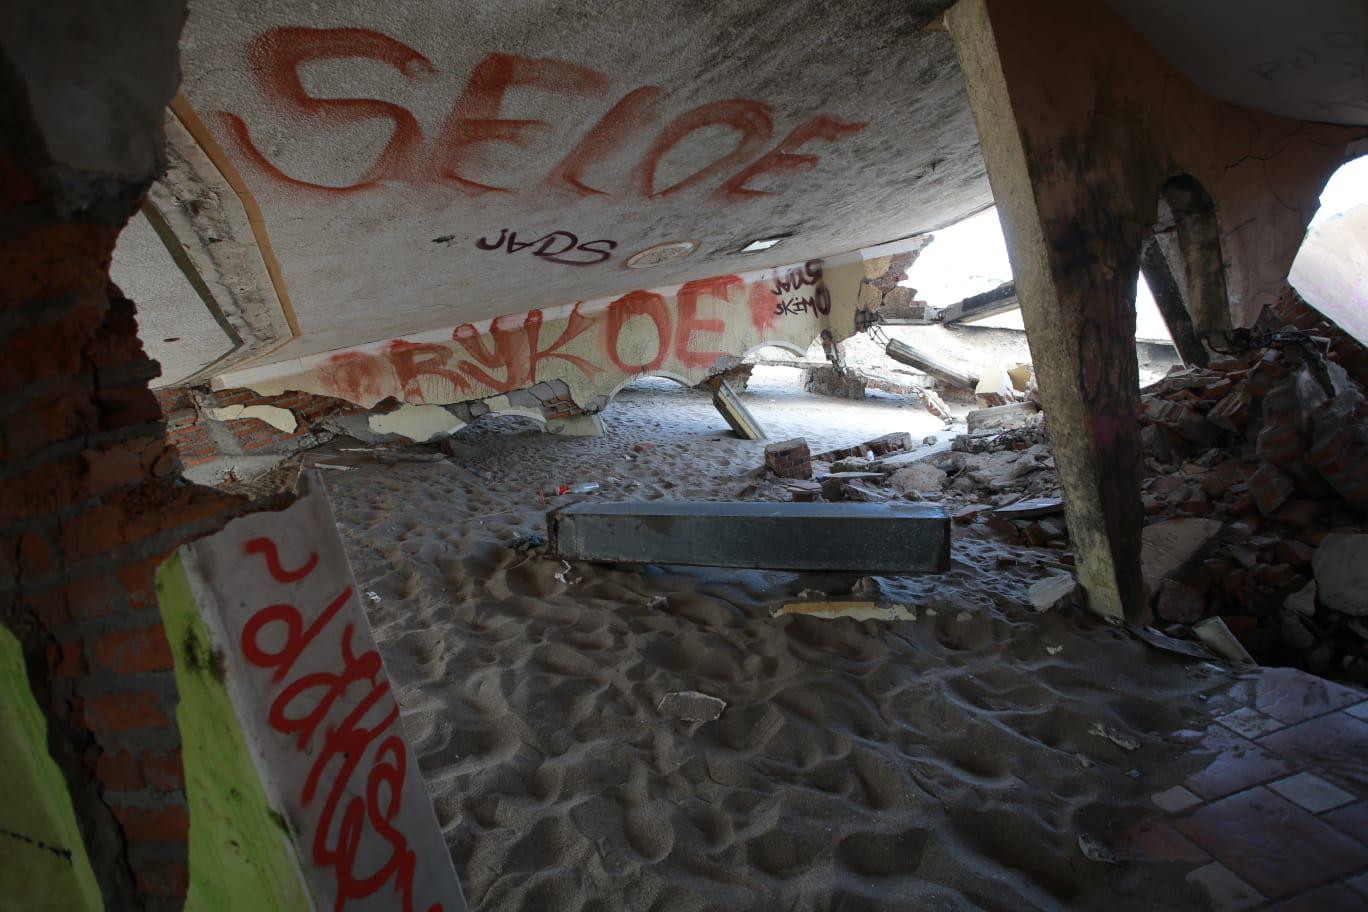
[[1185, 724, 1296, 800], [1267, 772, 1357, 813], [1262, 883, 1366, 911], [1153, 785, 1204, 813], [1113, 815, 1209, 863], [1251, 668, 1365, 726], [1185, 862, 1265, 912], [1218, 706, 1286, 739], [1323, 802, 1368, 846], [1260, 711, 1368, 794], [1173, 787, 1368, 899]]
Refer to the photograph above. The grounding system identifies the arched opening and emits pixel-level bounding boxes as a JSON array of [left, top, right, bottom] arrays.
[[1143, 174, 1230, 364], [1288, 154, 1368, 349]]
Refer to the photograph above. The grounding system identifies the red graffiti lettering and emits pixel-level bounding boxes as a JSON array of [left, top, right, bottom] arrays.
[[244, 536, 319, 583], [242, 535, 436, 912], [606, 291, 672, 373], [385, 340, 472, 401], [433, 53, 608, 194], [452, 305, 603, 393], [716, 114, 867, 201], [222, 28, 434, 194], [635, 100, 773, 198], [749, 281, 782, 333], [675, 277, 738, 368], [319, 351, 388, 405], [547, 86, 663, 197]]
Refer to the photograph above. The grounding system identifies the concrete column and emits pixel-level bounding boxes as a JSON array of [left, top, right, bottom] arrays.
[[945, 0, 1359, 623], [947, 0, 1148, 622]]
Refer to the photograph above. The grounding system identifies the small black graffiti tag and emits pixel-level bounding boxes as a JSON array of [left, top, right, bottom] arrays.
[[475, 228, 617, 266], [770, 260, 832, 316]]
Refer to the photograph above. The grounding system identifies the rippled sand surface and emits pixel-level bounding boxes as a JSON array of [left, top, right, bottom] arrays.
[[323, 371, 1225, 911]]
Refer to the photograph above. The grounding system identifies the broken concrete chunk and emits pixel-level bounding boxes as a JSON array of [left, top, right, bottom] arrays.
[[887, 463, 947, 494], [1140, 518, 1222, 599], [966, 401, 1040, 434], [1193, 617, 1257, 664], [1028, 575, 1077, 612], [1312, 534, 1368, 616], [657, 690, 726, 723], [1284, 580, 1318, 617], [992, 496, 1064, 520]]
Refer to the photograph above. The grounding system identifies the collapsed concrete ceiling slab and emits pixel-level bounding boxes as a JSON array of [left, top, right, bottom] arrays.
[[125, 0, 992, 379]]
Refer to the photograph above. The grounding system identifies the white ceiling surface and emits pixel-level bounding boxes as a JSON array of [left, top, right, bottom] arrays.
[[111, 211, 236, 388], [173, 0, 988, 363], [1108, 0, 1368, 127]]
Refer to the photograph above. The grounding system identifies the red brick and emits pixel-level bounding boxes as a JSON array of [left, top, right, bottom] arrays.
[[83, 689, 169, 732], [80, 444, 146, 495], [90, 625, 173, 674], [46, 637, 84, 677], [0, 458, 84, 524], [94, 385, 162, 429], [0, 222, 119, 310], [109, 802, 189, 842], [17, 530, 54, 577], [92, 750, 143, 790], [61, 575, 126, 620], [131, 858, 189, 898], [0, 298, 105, 391], [141, 749, 184, 791]]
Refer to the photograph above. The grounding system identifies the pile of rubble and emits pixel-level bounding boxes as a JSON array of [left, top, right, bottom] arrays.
[[761, 336, 1368, 683]]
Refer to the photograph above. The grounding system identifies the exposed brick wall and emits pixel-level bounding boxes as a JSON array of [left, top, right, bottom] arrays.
[[0, 62, 249, 909], [155, 385, 366, 467]]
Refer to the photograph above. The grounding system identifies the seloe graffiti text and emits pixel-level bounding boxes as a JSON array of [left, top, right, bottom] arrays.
[[216, 27, 867, 201]]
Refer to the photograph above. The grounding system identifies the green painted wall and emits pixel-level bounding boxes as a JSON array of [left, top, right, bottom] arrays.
[[156, 552, 313, 911], [0, 624, 103, 911]]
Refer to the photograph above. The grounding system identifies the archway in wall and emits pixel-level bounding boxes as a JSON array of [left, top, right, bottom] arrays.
[[1135, 175, 1231, 369], [1288, 154, 1368, 348]]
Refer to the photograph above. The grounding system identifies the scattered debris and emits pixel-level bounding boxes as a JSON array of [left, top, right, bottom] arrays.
[[657, 690, 726, 723], [364, 591, 382, 603], [1088, 722, 1140, 752], [512, 533, 547, 552], [764, 438, 813, 479], [967, 401, 1041, 435], [1077, 834, 1118, 865]]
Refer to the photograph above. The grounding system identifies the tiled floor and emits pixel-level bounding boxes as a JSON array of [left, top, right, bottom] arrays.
[[1115, 667, 1368, 910]]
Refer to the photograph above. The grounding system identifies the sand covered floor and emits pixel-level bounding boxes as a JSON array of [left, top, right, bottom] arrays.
[[319, 369, 1240, 911]]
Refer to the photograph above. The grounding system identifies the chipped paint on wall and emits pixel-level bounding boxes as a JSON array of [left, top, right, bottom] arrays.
[[367, 404, 465, 441], [208, 403, 299, 433]]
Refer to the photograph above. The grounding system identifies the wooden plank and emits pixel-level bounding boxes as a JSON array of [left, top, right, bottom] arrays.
[[548, 501, 950, 573]]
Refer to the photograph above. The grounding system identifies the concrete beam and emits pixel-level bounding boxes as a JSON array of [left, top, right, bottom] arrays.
[[547, 501, 950, 573], [884, 338, 979, 390], [937, 281, 1020, 325]]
